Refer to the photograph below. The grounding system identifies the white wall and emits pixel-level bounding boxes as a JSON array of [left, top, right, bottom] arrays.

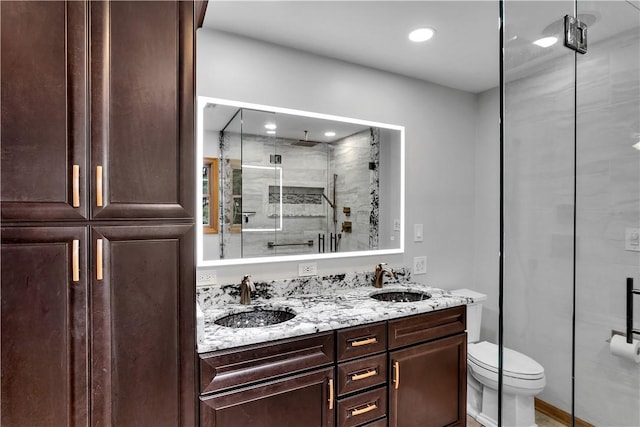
[[474, 87, 500, 343], [197, 29, 479, 287]]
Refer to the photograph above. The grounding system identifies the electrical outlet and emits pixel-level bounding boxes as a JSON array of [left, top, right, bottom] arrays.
[[298, 262, 318, 277], [393, 219, 401, 231], [413, 256, 427, 275], [197, 270, 217, 285]]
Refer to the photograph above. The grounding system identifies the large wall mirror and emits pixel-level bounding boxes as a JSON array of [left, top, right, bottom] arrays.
[[197, 97, 405, 266]]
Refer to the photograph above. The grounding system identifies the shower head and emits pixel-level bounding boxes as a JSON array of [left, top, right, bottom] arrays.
[[292, 130, 320, 147]]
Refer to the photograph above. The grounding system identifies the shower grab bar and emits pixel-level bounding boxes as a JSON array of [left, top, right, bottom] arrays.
[[627, 278, 640, 344], [267, 240, 314, 248]]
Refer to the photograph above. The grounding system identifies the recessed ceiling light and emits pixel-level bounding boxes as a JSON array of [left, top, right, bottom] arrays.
[[633, 141, 640, 150], [408, 28, 435, 43], [264, 123, 277, 130], [266, 130, 276, 135], [533, 36, 558, 48], [324, 131, 336, 137]]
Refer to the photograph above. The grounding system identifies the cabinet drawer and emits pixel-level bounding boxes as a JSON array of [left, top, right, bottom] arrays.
[[337, 322, 386, 361], [337, 387, 387, 427], [337, 353, 387, 396], [361, 418, 387, 427], [388, 306, 465, 349], [200, 366, 334, 427], [200, 332, 334, 394]]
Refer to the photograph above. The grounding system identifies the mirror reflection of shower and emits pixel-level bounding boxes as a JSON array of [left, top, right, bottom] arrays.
[[198, 97, 405, 263]]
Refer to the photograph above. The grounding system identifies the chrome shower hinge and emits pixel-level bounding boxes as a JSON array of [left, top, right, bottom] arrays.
[[564, 15, 588, 54]]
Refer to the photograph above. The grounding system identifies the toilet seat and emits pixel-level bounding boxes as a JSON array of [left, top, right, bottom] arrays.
[[469, 341, 544, 379], [468, 341, 546, 394]]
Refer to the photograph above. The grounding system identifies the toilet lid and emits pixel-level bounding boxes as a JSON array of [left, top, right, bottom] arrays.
[[468, 341, 544, 380]]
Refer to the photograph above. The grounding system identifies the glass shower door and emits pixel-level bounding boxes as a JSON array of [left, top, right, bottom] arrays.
[[574, 1, 640, 425], [502, 1, 576, 425], [502, 0, 640, 425]]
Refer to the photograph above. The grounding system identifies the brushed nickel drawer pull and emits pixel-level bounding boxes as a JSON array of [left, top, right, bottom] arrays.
[[351, 369, 378, 381], [393, 361, 400, 390], [72, 165, 80, 208], [96, 165, 103, 207], [351, 403, 378, 417], [328, 378, 334, 410], [350, 336, 377, 347], [72, 239, 80, 282], [96, 238, 103, 280]]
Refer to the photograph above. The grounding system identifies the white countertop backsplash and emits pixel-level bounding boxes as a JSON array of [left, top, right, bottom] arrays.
[[196, 268, 472, 353]]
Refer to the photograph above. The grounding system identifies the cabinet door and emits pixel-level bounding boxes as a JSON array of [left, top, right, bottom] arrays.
[[90, 1, 194, 220], [389, 333, 466, 427], [1, 227, 88, 426], [200, 367, 335, 427], [90, 225, 195, 427], [1, 1, 88, 221]]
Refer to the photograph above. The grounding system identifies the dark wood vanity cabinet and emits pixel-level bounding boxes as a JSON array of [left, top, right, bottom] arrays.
[[1, 1, 197, 426], [388, 307, 467, 427], [199, 333, 335, 427], [199, 306, 466, 427], [336, 322, 388, 427], [201, 367, 335, 427]]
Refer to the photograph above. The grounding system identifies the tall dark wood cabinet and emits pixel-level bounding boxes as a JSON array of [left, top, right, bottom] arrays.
[[1, 1, 197, 426]]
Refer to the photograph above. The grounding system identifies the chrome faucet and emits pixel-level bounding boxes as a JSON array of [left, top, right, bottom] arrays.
[[240, 275, 255, 305], [373, 263, 396, 288]]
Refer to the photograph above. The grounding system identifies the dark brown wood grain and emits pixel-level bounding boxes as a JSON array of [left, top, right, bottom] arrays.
[[388, 306, 466, 349], [337, 353, 387, 397], [200, 367, 335, 427], [360, 418, 387, 427], [336, 322, 387, 361], [90, 224, 195, 427], [1, 2, 197, 426], [200, 332, 334, 394], [388, 333, 467, 427], [1, 227, 89, 426], [1, 1, 88, 221], [337, 386, 387, 427], [90, 1, 194, 220]]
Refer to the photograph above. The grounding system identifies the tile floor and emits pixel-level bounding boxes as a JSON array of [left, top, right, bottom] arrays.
[[467, 412, 567, 427]]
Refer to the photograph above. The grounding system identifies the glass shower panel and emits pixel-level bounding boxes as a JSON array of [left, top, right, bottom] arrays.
[[574, 1, 640, 425], [272, 113, 331, 256], [502, 0, 576, 424], [218, 108, 242, 260], [239, 108, 278, 258]]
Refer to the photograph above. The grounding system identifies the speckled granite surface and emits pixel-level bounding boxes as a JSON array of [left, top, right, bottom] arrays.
[[197, 269, 473, 354]]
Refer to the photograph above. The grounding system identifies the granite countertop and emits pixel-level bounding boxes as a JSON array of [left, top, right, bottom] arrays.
[[197, 271, 473, 354]]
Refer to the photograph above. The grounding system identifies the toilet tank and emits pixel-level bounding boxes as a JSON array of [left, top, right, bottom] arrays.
[[451, 288, 487, 343]]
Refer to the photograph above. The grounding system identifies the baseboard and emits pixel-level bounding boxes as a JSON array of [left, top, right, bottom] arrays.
[[535, 398, 594, 427]]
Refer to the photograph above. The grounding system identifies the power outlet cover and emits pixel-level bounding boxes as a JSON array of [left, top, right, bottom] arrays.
[[197, 270, 217, 285], [298, 262, 318, 277], [413, 256, 427, 275]]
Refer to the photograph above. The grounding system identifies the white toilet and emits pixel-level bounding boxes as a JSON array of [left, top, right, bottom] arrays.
[[453, 289, 546, 427]]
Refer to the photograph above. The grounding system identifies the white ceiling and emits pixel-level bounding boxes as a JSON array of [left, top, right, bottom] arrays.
[[202, 1, 640, 94], [203, 1, 500, 93]]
